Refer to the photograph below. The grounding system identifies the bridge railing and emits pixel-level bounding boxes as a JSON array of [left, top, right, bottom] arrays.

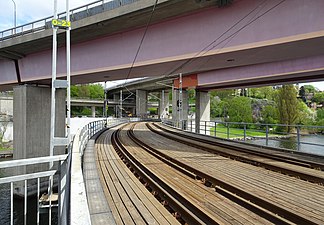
[[162, 119, 324, 155], [71, 117, 129, 225], [0, 118, 130, 225], [0, 154, 71, 225], [0, 0, 139, 42]]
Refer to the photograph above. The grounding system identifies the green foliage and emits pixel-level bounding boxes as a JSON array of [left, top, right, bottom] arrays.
[[188, 89, 196, 104], [148, 107, 157, 115], [70, 85, 79, 97], [210, 89, 234, 99], [276, 85, 299, 132], [261, 104, 279, 125], [210, 99, 227, 118], [249, 86, 274, 99], [226, 97, 253, 123], [88, 84, 104, 99], [317, 109, 324, 120], [296, 100, 315, 125], [303, 85, 317, 93], [313, 92, 324, 104], [70, 84, 104, 99]]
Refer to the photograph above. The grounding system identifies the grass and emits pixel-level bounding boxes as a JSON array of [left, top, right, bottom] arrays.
[[209, 126, 278, 139]]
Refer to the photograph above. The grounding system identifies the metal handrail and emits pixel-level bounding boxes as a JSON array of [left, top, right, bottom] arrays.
[[0, 0, 139, 41], [162, 119, 324, 154]]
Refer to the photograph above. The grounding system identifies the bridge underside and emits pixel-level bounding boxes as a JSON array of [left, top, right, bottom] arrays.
[[1, 0, 324, 90]]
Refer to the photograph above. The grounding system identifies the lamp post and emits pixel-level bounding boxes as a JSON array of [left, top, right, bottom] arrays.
[[11, 0, 16, 34]]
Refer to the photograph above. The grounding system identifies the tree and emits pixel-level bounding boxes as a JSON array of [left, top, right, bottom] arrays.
[[276, 85, 299, 132], [226, 96, 253, 123], [249, 86, 274, 99], [313, 92, 324, 104], [261, 104, 279, 125], [88, 84, 104, 99]]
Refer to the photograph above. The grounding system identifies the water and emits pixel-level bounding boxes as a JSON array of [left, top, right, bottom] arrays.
[[247, 135, 324, 156], [0, 158, 57, 225]]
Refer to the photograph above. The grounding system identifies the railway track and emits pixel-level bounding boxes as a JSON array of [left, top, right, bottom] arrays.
[[150, 122, 324, 184], [95, 122, 324, 224]]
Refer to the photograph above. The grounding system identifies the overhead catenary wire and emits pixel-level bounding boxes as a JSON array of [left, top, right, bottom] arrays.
[[117, 0, 159, 111], [166, 0, 286, 77], [123, 0, 159, 85]]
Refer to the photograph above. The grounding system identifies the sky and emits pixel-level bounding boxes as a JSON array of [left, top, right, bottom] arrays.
[[0, 0, 324, 91]]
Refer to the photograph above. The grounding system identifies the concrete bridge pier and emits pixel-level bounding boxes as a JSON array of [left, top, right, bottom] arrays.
[[172, 88, 188, 128], [159, 90, 169, 119], [13, 85, 66, 195], [136, 90, 147, 118], [91, 106, 96, 117], [195, 90, 210, 134]]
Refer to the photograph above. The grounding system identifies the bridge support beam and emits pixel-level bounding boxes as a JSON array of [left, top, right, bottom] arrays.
[[136, 90, 147, 118], [13, 85, 66, 175], [159, 90, 169, 119], [195, 90, 210, 134], [172, 89, 188, 128]]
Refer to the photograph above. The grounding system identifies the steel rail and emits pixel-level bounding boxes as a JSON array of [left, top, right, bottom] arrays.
[[150, 123, 324, 184], [140, 122, 321, 225], [155, 123, 324, 170], [127, 123, 293, 225], [110, 124, 216, 225]]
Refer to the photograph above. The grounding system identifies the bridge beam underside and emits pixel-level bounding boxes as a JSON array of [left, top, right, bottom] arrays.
[[1, 0, 324, 90]]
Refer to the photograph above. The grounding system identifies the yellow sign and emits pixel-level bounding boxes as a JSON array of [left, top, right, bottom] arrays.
[[52, 19, 71, 29]]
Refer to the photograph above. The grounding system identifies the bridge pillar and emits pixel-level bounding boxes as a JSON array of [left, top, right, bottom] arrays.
[[195, 90, 210, 134], [91, 106, 96, 117], [13, 85, 66, 175], [159, 90, 169, 119], [136, 90, 147, 118], [172, 89, 188, 128]]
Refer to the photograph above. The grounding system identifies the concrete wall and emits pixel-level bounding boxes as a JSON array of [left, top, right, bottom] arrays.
[[0, 97, 13, 116], [13, 85, 66, 174], [159, 90, 169, 119], [136, 90, 147, 117], [172, 89, 188, 126], [195, 91, 210, 134]]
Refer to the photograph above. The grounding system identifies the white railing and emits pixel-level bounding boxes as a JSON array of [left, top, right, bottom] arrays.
[[0, 117, 130, 225], [0, 154, 70, 225], [0, 0, 139, 42], [70, 117, 129, 225], [162, 119, 324, 155]]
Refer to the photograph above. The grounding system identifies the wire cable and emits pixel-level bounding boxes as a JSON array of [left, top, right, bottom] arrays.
[[167, 0, 286, 76]]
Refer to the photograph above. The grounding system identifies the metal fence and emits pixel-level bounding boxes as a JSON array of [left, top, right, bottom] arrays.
[[0, 117, 130, 225], [0, 154, 70, 225], [162, 119, 324, 153], [0, 0, 139, 41]]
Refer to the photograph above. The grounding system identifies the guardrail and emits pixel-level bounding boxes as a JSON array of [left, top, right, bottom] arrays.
[[0, 117, 131, 225], [162, 119, 324, 154], [0, 154, 70, 225], [0, 0, 139, 42]]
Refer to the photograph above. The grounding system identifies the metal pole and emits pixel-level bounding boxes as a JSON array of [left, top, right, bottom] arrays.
[[161, 90, 165, 119], [50, 0, 58, 168], [227, 123, 229, 139], [179, 73, 182, 129], [244, 124, 246, 141], [11, 0, 16, 34], [120, 90, 122, 118], [214, 122, 217, 137], [266, 125, 269, 146], [205, 121, 207, 135], [297, 126, 300, 151], [66, 0, 71, 144], [49, 1, 58, 223]]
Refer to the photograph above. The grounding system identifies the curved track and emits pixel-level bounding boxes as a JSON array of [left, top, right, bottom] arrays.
[[95, 122, 324, 225]]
